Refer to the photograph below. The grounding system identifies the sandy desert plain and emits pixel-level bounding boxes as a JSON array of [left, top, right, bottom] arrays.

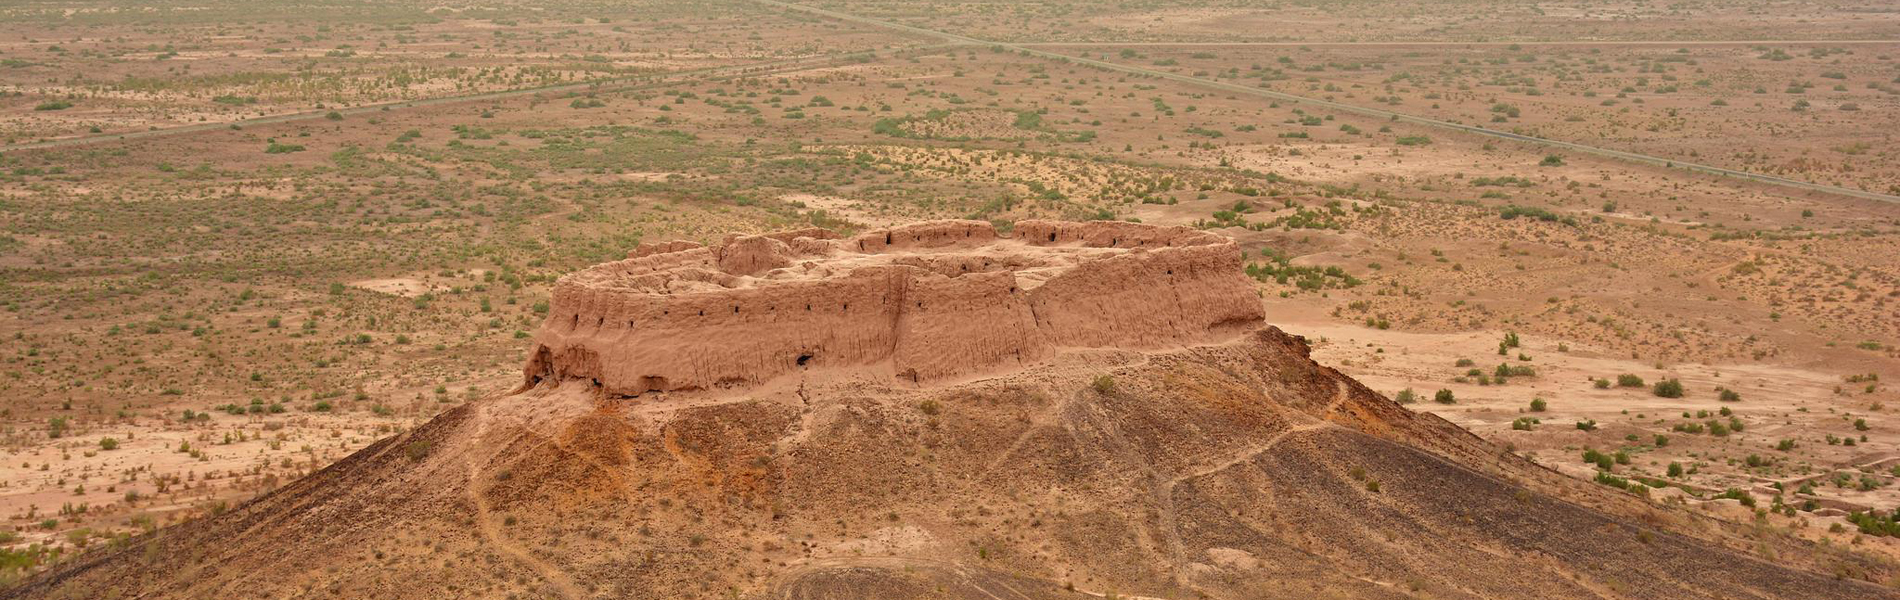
[[0, 0, 1898, 596]]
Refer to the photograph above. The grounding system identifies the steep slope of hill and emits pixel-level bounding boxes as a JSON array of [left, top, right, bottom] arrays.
[[7, 327, 1894, 600], [7, 222, 1896, 599]]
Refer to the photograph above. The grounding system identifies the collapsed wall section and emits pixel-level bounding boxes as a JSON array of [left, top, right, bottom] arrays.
[[524, 220, 1265, 395]]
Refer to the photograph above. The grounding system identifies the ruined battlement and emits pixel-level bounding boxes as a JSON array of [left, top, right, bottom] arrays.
[[523, 219, 1264, 395]]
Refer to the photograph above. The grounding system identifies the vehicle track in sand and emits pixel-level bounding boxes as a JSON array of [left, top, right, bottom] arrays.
[[463, 405, 587, 600]]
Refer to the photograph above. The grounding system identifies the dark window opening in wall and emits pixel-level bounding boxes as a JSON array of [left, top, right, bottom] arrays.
[[1009, 287, 1017, 294], [1048, 232, 1057, 242], [698, 310, 705, 317], [806, 304, 812, 311], [1166, 270, 1173, 275], [627, 320, 636, 329], [842, 303, 850, 312], [596, 317, 604, 328], [570, 315, 579, 329], [796, 354, 813, 366], [885, 232, 893, 245], [733, 306, 740, 314]]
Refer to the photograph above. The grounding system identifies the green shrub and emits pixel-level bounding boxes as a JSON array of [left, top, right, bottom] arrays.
[[1652, 379, 1684, 398], [1498, 205, 1576, 225]]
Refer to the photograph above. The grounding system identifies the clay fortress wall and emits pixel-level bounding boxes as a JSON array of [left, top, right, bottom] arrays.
[[523, 220, 1264, 395]]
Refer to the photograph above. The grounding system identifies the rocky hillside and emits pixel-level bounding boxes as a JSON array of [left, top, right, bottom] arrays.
[[7, 326, 1894, 599]]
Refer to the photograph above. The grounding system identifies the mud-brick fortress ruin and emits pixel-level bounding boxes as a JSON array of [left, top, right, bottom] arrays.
[[524, 220, 1265, 395]]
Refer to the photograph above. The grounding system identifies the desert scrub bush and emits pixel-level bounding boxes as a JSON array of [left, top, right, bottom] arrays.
[[1472, 176, 1534, 188], [33, 100, 73, 111], [1494, 363, 1536, 378], [1615, 374, 1645, 388], [405, 440, 432, 461], [1393, 389, 1416, 404], [1575, 420, 1597, 431], [1395, 135, 1432, 146], [265, 142, 306, 154], [1529, 398, 1547, 412], [98, 438, 118, 451], [1850, 508, 1900, 536], [1651, 379, 1684, 398], [1582, 449, 1614, 470], [1713, 488, 1755, 507], [1593, 471, 1649, 495], [1498, 205, 1577, 226], [1717, 388, 1741, 402], [1091, 375, 1117, 394], [1433, 389, 1455, 404], [1243, 257, 1360, 290]]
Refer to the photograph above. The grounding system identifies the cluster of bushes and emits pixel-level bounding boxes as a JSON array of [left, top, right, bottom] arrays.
[[1713, 488, 1756, 507], [1581, 448, 1630, 470], [1849, 508, 1900, 536], [1672, 417, 1743, 436], [1498, 205, 1577, 226], [1471, 176, 1534, 188], [1243, 251, 1360, 291], [216, 399, 288, 415], [1494, 363, 1536, 378], [1263, 205, 1348, 231], [1593, 471, 1652, 495]]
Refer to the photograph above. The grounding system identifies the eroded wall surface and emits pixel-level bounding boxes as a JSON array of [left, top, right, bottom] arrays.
[[525, 220, 1264, 395]]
